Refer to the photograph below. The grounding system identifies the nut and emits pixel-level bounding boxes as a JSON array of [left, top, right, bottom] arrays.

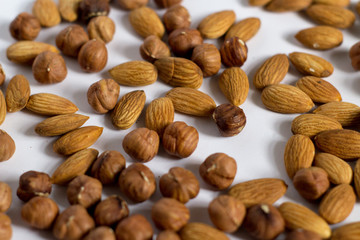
[[285, 229, 322, 240], [32, 51, 67, 84], [180, 222, 229, 240], [159, 167, 200, 203], [5, 74, 31, 113], [87, 78, 120, 114], [219, 67, 249, 106], [9, 12, 41, 40], [168, 28, 203, 57], [225, 17, 261, 41], [145, 97, 174, 137], [83, 226, 116, 240], [87, 16, 115, 43], [78, 39, 108, 72], [0, 91, 5, 125], [350, 41, 360, 70], [17, 170, 52, 202], [0, 64, 5, 86], [56, 24, 89, 57], [266, 0, 312, 12], [191, 43, 221, 77], [59, 0, 82, 22], [32, 0, 61, 27], [220, 37, 248, 67], [197, 10, 236, 39], [129, 6, 165, 38], [199, 153, 237, 190], [0, 129, 16, 162], [0, 182, 11, 212], [212, 104, 247, 137], [154, 0, 182, 8], [163, 4, 191, 33], [0, 213, 12, 240], [67, 175, 102, 208], [157, 230, 181, 240], [94, 195, 129, 226], [79, 0, 110, 22], [295, 26, 343, 50], [122, 128, 160, 162], [115, 214, 153, 240], [140, 35, 171, 63], [116, 0, 148, 10], [21, 196, 59, 229]]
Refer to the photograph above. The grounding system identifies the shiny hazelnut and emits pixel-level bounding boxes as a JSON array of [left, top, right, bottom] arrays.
[[21, 196, 59, 229], [67, 175, 102, 208], [212, 103, 246, 137], [0, 182, 12, 212], [53, 205, 95, 240], [9, 12, 41, 40], [140, 35, 171, 63], [163, 5, 191, 33], [122, 128, 160, 162], [0, 130, 16, 162], [87, 16, 115, 43], [116, 0, 148, 10], [115, 214, 153, 240], [32, 51, 67, 84], [159, 167, 199, 203], [162, 121, 199, 158], [168, 28, 203, 57], [0, 213, 12, 240], [94, 195, 129, 226], [220, 37, 248, 67], [154, 0, 182, 8], [79, 0, 110, 22], [293, 167, 330, 200], [151, 198, 190, 231], [119, 163, 156, 202], [17, 171, 52, 202], [83, 226, 116, 240], [191, 43, 221, 77], [285, 229, 322, 240], [56, 24, 89, 57], [87, 79, 120, 114], [349, 41, 360, 70], [157, 230, 181, 240], [0, 64, 5, 86], [199, 153, 237, 190], [91, 150, 126, 184], [78, 39, 108, 72]]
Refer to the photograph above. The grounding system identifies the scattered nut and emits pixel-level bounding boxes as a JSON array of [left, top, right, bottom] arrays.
[[116, 0, 148, 10], [79, 0, 110, 22], [168, 28, 203, 57], [87, 16, 115, 43], [349, 41, 360, 70], [115, 214, 153, 240], [17, 170, 52, 202], [59, 0, 82, 22], [191, 43, 221, 77], [94, 195, 129, 226], [154, 0, 182, 8], [32, 51, 67, 84], [220, 37, 248, 67], [212, 103, 247, 137], [0, 182, 11, 212], [157, 230, 181, 240], [91, 150, 126, 184], [285, 229, 322, 240], [83, 226, 116, 240], [87, 78, 120, 114], [140, 35, 171, 63], [56, 24, 89, 57], [67, 175, 102, 208], [0, 64, 5, 86], [32, 0, 61, 27], [0, 130, 16, 162], [163, 4, 191, 33], [78, 39, 108, 72], [0, 213, 12, 240], [9, 12, 41, 40]]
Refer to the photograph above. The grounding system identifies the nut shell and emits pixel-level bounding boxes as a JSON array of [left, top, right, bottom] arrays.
[[212, 104, 246, 137], [115, 214, 153, 240], [168, 28, 203, 57], [56, 25, 89, 57], [17, 171, 51, 202], [87, 79, 120, 114], [163, 5, 191, 33], [191, 43, 221, 77], [67, 175, 102, 208], [83, 226, 116, 240], [10, 12, 41, 40], [32, 51, 67, 84], [220, 37, 248, 67], [94, 195, 129, 226], [140, 35, 171, 63], [78, 39, 108, 72]]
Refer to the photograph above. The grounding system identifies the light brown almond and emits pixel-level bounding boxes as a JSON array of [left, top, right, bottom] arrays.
[[354, 159, 360, 199], [249, 0, 272, 6], [0, 130, 15, 162], [59, 0, 81, 22], [261, 84, 314, 114], [166, 87, 216, 117], [225, 17, 261, 42], [0, 64, 5, 86], [53, 126, 103, 155], [0, 91, 5, 126], [288, 52, 334, 77], [266, 0, 312, 12], [5, 75, 30, 113], [313, 0, 350, 6], [198, 10, 236, 39], [228, 178, 287, 207], [179, 222, 229, 240], [253, 54, 289, 89], [129, 7, 165, 38], [331, 221, 360, 240], [295, 26, 343, 50], [219, 67, 249, 106], [32, 0, 61, 27], [145, 97, 174, 137]]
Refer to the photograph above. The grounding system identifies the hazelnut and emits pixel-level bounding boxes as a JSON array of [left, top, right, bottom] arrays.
[[118, 163, 156, 202], [21, 196, 59, 229], [162, 121, 199, 158], [293, 167, 330, 201], [243, 204, 285, 240], [208, 195, 245, 233], [87, 79, 120, 114], [32, 51, 67, 84], [116, 0, 148, 10], [191, 43, 221, 77], [17, 170, 52, 202], [91, 150, 126, 184], [163, 5, 191, 33], [154, 0, 182, 8], [78, 39, 108, 72], [79, 0, 110, 22], [53, 205, 95, 240], [0, 213, 12, 240], [151, 198, 190, 231], [115, 214, 153, 240], [168, 28, 203, 57], [157, 230, 181, 240], [122, 128, 160, 162], [349, 41, 360, 70], [159, 167, 200, 203], [83, 226, 116, 240], [0, 130, 15, 162], [67, 175, 102, 208], [9, 12, 41, 40], [87, 16, 115, 43], [220, 37, 248, 67], [0, 182, 12, 212], [212, 103, 246, 137], [0, 64, 5, 86], [199, 153, 237, 190], [285, 229, 322, 240], [140, 35, 171, 63], [56, 24, 89, 57], [94, 195, 129, 226]]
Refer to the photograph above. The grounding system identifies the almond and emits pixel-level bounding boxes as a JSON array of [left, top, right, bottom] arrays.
[[180, 222, 229, 240], [295, 26, 343, 50], [129, 7, 165, 38], [32, 0, 60, 27], [288, 52, 334, 77], [266, 0, 312, 12], [261, 84, 314, 114], [111, 90, 146, 129], [319, 184, 356, 224], [278, 202, 331, 239], [108, 61, 157, 86], [0, 130, 16, 162], [145, 97, 174, 137], [354, 159, 360, 199], [228, 178, 287, 207], [53, 126, 103, 155], [0, 91, 5, 126], [166, 87, 216, 117], [198, 10, 236, 39], [219, 67, 249, 106], [0, 64, 5, 86], [5, 75, 30, 113], [225, 17, 261, 42], [26, 93, 78, 116], [249, 0, 272, 6], [331, 222, 360, 240], [59, 0, 81, 22], [284, 134, 315, 179], [313, 0, 350, 6], [253, 54, 289, 89]]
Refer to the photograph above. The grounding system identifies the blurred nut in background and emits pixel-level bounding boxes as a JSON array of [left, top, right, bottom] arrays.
[[140, 35, 171, 63], [79, 0, 110, 22], [87, 16, 115, 43], [78, 39, 108, 72], [59, 0, 82, 22], [91, 150, 126, 184], [0, 213, 12, 240], [155, 0, 182, 8], [32, 0, 61, 27], [83, 226, 116, 240], [56, 24, 90, 57], [94, 195, 129, 226], [116, 0, 148, 10], [349, 41, 360, 70], [0, 130, 16, 162], [168, 28, 203, 57], [67, 175, 102, 208], [191, 43, 221, 77], [115, 214, 153, 240], [32, 51, 67, 84], [0, 182, 11, 212], [87, 79, 120, 114], [17, 170, 52, 202], [0, 64, 5, 86], [220, 37, 248, 67], [157, 230, 181, 240], [9, 12, 41, 40], [212, 104, 247, 137], [163, 5, 191, 33], [285, 229, 322, 240]]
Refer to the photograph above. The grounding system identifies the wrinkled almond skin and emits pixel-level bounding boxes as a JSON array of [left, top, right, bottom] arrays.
[[10, 12, 41, 40], [56, 25, 89, 57], [331, 222, 360, 240], [32, 51, 67, 84], [78, 39, 108, 72], [313, 0, 350, 6], [198, 10, 236, 39], [295, 26, 343, 50], [191, 43, 221, 77], [225, 17, 261, 41], [87, 16, 115, 43], [59, 0, 82, 22], [32, 0, 61, 27], [87, 79, 120, 114], [0, 130, 16, 162], [168, 28, 203, 57], [117, 0, 148, 10], [163, 5, 191, 33], [17, 171, 52, 202], [266, 0, 312, 12], [0, 182, 12, 212], [129, 7, 165, 38], [289, 52, 334, 77], [0, 213, 12, 240], [115, 214, 153, 240], [220, 37, 248, 67], [0, 91, 5, 125], [180, 222, 229, 240], [219, 67, 249, 106], [140, 35, 171, 63], [145, 97, 174, 137], [5, 74, 30, 113]]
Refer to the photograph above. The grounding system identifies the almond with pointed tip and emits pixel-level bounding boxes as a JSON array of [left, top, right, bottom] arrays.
[[129, 7, 164, 38], [288, 52, 334, 77], [295, 26, 343, 50], [266, 0, 312, 12], [331, 221, 360, 240], [59, 0, 82, 22], [313, 0, 350, 6], [219, 67, 249, 106], [32, 0, 61, 27], [180, 222, 229, 240], [198, 10, 236, 39], [225, 17, 261, 41], [145, 97, 174, 137]]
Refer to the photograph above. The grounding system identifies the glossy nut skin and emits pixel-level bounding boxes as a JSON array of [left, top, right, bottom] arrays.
[[32, 51, 67, 84], [87, 79, 120, 114], [212, 104, 247, 137], [56, 24, 89, 57], [67, 175, 102, 208], [163, 5, 191, 33], [83, 226, 116, 240], [78, 39, 108, 73], [168, 28, 203, 57], [349, 41, 360, 70], [9, 12, 41, 40], [17, 171, 52, 202], [116, 0, 148, 10], [191, 43, 221, 77], [154, 0, 182, 8], [91, 150, 126, 184], [0, 182, 12, 212], [220, 37, 248, 67], [79, 0, 110, 22], [140, 35, 171, 63], [87, 16, 115, 43], [94, 195, 129, 226], [115, 214, 153, 240], [0, 213, 12, 240]]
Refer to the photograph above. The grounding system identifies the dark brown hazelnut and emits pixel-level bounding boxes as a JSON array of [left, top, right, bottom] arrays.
[[83, 226, 116, 240], [67, 175, 102, 208], [151, 198, 189, 231], [157, 230, 181, 240], [199, 153, 237, 190], [191, 43, 221, 77], [293, 167, 330, 201], [159, 167, 199, 203], [349, 41, 360, 70], [21, 196, 59, 229], [0, 64, 5, 86], [220, 37, 248, 67], [285, 229, 322, 240], [9, 12, 41, 40], [162, 121, 199, 158], [91, 150, 126, 184], [56, 24, 89, 57], [79, 0, 110, 22], [168, 28, 203, 57], [0, 213, 12, 240], [122, 128, 160, 163], [32, 51, 67, 84], [212, 103, 246, 137], [17, 171, 52, 202], [154, 0, 182, 8], [118, 163, 156, 202], [115, 214, 153, 240], [243, 204, 285, 240], [94, 195, 129, 226], [140, 35, 171, 63], [116, 0, 148, 10], [163, 5, 191, 33], [87, 79, 120, 114], [78, 39, 108, 72], [0, 130, 15, 162], [87, 16, 115, 43], [0, 182, 12, 212]]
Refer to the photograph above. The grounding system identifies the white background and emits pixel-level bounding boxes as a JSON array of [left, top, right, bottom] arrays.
[[1, 0, 360, 239]]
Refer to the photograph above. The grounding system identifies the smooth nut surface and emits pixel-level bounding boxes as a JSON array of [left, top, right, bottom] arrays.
[[17, 170, 52, 202], [0, 182, 12, 212], [87, 78, 120, 113], [213, 104, 247, 137], [94, 195, 129, 226], [10, 12, 41, 40], [115, 214, 153, 240], [67, 175, 102, 208], [220, 37, 248, 67], [78, 39, 108, 72], [32, 51, 67, 84], [56, 24, 89, 57], [191, 43, 221, 77]]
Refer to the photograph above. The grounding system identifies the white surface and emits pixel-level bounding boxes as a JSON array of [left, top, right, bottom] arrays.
[[1, 0, 360, 239]]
